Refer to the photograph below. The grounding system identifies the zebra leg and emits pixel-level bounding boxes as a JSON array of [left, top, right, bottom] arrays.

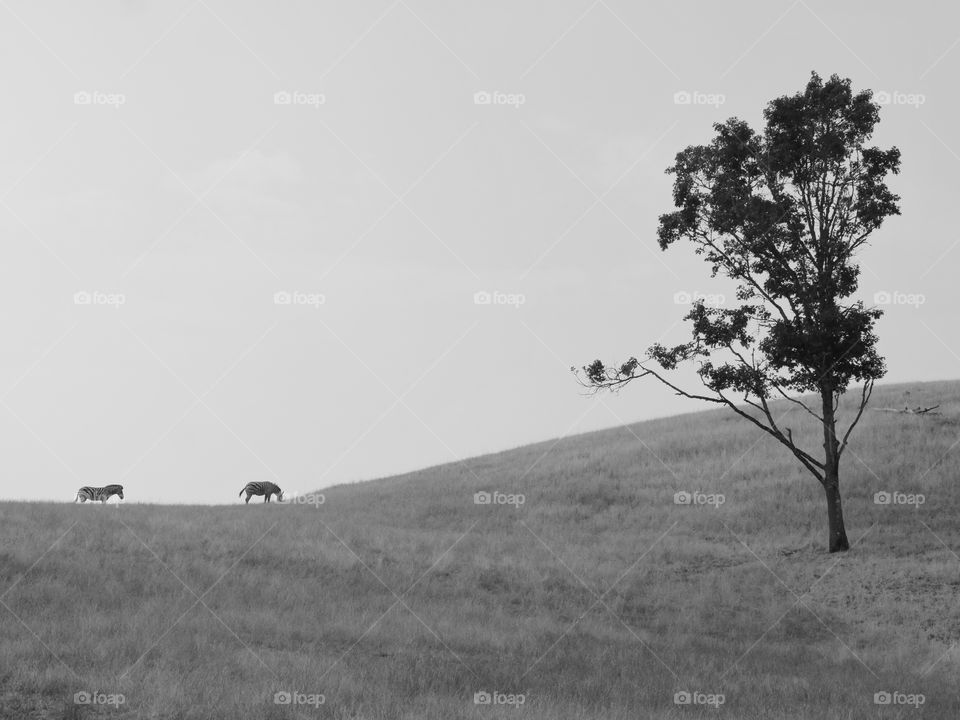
[[245, 494, 251, 504]]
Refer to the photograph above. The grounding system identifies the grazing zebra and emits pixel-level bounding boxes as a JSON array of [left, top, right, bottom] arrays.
[[75, 485, 124, 503], [239, 481, 283, 504]]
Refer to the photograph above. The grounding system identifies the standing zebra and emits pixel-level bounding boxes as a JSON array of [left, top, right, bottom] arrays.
[[239, 481, 283, 504], [75, 485, 124, 503]]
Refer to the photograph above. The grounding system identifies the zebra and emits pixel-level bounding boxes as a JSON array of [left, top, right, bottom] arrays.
[[75, 485, 124, 503], [239, 481, 283, 504]]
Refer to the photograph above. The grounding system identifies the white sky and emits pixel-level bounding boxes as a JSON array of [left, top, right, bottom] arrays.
[[0, 1, 956, 503]]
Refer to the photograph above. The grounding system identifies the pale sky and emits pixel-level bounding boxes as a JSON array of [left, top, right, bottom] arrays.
[[1, 1, 957, 503]]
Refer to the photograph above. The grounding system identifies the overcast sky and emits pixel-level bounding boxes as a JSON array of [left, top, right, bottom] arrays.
[[1, 1, 957, 503]]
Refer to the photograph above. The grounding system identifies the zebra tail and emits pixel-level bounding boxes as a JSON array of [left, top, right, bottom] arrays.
[[239, 488, 244, 497]]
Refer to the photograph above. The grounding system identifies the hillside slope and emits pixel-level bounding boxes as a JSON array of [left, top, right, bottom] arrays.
[[2, 380, 959, 719]]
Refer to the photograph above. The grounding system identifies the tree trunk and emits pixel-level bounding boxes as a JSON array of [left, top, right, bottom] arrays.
[[821, 384, 850, 552], [823, 470, 850, 552]]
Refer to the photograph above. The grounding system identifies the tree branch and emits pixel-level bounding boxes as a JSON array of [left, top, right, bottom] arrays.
[[837, 379, 874, 459]]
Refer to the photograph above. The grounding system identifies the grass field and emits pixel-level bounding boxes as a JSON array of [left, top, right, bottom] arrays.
[[2, 380, 959, 719]]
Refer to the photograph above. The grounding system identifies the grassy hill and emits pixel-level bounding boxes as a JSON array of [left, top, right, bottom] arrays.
[[2, 380, 960, 719]]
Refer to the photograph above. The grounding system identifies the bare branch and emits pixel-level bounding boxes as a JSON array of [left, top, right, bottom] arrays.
[[837, 380, 874, 458]]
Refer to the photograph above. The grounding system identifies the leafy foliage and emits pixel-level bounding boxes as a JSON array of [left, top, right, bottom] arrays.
[[580, 73, 901, 547], [584, 72, 899, 408]]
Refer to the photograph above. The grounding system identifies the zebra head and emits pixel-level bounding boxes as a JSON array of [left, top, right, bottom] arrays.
[[116, 485, 124, 500]]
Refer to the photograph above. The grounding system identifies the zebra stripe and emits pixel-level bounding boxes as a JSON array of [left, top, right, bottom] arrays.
[[75, 485, 124, 503], [239, 481, 283, 504]]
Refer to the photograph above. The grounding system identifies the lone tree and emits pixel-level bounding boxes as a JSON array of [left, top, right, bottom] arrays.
[[579, 73, 900, 552]]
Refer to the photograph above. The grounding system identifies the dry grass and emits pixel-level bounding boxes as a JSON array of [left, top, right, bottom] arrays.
[[2, 380, 959, 718]]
